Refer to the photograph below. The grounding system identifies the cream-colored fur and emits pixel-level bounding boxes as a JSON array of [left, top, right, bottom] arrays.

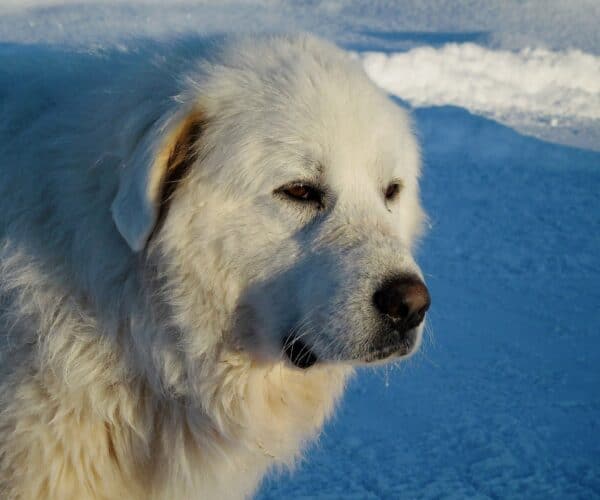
[[0, 35, 425, 499]]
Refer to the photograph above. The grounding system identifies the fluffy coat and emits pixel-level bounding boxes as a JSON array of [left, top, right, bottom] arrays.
[[0, 35, 424, 499]]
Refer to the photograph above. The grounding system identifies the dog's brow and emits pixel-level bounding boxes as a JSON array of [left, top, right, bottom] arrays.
[[301, 157, 324, 178], [277, 156, 323, 182]]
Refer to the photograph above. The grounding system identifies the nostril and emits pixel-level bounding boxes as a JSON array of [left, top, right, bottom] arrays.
[[373, 286, 409, 319], [373, 276, 431, 325], [406, 306, 428, 330]]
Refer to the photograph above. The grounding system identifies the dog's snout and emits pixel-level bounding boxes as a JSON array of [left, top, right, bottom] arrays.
[[373, 276, 431, 329]]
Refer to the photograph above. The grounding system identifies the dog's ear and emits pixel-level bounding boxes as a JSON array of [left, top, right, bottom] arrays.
[[111, 109, 204, 252]]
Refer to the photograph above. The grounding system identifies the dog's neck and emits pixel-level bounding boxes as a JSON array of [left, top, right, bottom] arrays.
[[151, 356, 350, 498]]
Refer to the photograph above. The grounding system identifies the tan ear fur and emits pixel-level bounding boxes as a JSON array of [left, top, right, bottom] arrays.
[[152, 109, 205, 236], [112, 107, 207, 252]]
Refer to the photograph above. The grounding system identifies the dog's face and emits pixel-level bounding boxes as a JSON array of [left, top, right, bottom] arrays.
[[112, 36, 429, 369]]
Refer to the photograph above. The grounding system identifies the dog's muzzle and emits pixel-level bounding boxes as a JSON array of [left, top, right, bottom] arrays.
[[282, 275, 430, 368]]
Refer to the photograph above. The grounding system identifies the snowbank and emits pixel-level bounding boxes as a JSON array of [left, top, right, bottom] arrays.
[[1, 2, 598, 149], [362, 44, 600, 150]]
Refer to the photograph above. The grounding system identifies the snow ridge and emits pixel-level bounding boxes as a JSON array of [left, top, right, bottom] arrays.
[[362, 43, 600, 150]]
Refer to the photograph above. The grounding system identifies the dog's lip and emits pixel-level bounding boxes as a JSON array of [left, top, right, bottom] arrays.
[[362, 339, 414, 363], [282, 335, 318, 369]]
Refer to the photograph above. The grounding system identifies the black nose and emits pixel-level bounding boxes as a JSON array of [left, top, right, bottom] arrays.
[[373, 276, 431, 330]]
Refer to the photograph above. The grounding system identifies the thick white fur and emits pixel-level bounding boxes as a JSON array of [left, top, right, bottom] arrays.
[[0, 35, 425, 499]]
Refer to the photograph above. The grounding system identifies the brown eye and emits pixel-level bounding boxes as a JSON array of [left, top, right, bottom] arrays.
[[385, 182, 402, 201], [277, 183, 323, 205], [286, 185, 311, 199]]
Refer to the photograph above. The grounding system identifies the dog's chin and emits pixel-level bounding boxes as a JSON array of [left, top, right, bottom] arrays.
[[359, 328, 421, 365]]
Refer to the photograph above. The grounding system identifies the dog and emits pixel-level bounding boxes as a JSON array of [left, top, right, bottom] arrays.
[[0, 34, 430, 499]]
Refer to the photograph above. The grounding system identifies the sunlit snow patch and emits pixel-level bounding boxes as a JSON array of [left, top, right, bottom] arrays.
[[362, 43, 600, 151]]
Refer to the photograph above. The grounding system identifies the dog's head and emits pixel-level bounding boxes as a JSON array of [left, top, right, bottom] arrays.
[[112, 35, 429, 370]]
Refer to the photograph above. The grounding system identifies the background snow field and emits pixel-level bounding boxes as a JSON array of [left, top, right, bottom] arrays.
[[362, 45, 600, 151], [1, 1, 598, 498]]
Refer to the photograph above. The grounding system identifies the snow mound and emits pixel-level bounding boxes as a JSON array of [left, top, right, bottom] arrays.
[[362, 44, 600, 150]]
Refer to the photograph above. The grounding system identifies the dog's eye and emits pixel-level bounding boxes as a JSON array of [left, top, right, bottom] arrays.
[[277, 183, 323, 205], [384, 182, 402, 202]]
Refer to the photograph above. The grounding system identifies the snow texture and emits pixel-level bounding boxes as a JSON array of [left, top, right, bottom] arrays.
[[362, 44, 600, 151], [0, 1, 598, 499]]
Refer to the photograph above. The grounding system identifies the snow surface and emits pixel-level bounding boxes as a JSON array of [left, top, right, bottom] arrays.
[[0, 1, 598, 499], [362, 45, 600, 151]]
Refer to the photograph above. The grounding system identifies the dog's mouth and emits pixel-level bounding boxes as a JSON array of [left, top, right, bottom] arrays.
[[362, 339, 414, 363], [281, 326, 419, 368], [361, 328, 419, 363], [282, 335, 318, 369]]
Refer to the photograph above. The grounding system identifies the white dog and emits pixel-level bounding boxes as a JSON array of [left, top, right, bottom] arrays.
[[0, 34, 430, 499]]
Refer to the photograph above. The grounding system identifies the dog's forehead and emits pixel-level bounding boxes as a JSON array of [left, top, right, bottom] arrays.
[[271, 64, 414, 183], [199, 36, 419, 191], [258, 96, 417, 189]]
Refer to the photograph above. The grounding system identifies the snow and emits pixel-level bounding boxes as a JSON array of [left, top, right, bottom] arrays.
[[1, 1, 600, 55], [1, 1, 598, 498], [362, 44, 600, 151]]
